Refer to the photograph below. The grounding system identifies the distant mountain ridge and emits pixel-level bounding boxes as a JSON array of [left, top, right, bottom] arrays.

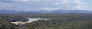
[[0, 10, 92, 14]]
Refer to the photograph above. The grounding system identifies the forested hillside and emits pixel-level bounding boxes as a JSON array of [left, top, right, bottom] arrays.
[[0, 18, 30, 29], [22, 14, 92, 29], [0, 15, 28, 22], [0, 14, 92, 29]]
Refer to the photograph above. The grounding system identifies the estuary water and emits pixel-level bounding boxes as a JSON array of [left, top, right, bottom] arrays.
[[28, 18, 42, 23]]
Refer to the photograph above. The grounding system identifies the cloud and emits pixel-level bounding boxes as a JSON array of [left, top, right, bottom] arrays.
[[72, 0, 87, 10], [0, 0, 88, 11], [61, 0, 69, 4]]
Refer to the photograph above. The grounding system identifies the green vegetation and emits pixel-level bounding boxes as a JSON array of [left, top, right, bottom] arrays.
[[0, 14, 92, 29], [0, 15, 28, 22]]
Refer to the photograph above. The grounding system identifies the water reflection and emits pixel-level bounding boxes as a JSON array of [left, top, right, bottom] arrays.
[[28, 18, 42, 23]]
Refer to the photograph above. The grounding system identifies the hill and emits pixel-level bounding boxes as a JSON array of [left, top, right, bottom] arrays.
[[0, 10, 92, 14]]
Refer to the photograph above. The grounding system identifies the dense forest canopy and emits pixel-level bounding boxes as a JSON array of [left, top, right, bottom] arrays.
[[0, 14, 92, 29], [0, 15, 28, 22]]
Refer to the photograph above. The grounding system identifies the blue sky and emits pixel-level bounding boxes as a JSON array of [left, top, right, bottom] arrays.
[[0, 0, 91, 11]]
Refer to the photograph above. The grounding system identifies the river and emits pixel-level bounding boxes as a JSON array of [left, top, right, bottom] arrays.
[[27, 18, 42, 23]]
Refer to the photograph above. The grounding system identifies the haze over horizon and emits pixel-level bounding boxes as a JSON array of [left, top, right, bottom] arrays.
[[0, 0, 92, 11]]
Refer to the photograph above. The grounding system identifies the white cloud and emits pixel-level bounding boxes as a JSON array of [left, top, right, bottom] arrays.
[[73, 0, 87, 10], [0, 0, 88, 11], [61, 0, 69, 4], [19, 0, 30, 2], [55, 0, 87, 10]]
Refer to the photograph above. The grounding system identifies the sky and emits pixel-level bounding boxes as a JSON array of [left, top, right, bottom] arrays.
[[0, 0, 92, 11]]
